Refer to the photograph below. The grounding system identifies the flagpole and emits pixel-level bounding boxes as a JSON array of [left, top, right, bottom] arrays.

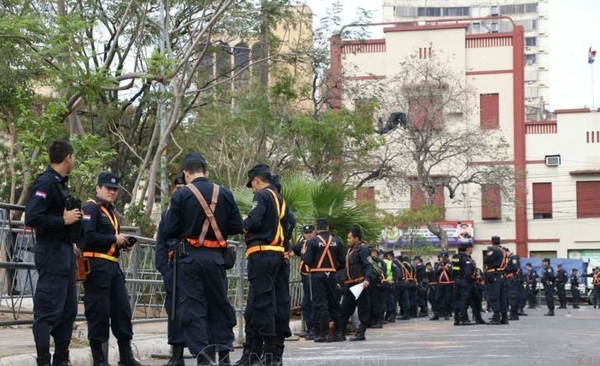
[[592, 62, 596, 109]]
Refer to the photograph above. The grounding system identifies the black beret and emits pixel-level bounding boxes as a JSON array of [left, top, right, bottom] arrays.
[[303, 224, 315, 233], [246, 164, 271, 188], [97, 171, 120, 188], [491, 236, 501, 245]]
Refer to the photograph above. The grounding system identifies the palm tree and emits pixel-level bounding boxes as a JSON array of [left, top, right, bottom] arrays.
[[233, 173, 382, 244]]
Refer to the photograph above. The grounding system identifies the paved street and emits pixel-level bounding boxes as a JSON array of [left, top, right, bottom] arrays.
[[146, 306, 600, 366]]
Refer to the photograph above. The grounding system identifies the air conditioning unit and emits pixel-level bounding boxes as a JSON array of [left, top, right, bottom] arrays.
[[545, 155, 561, 167], [526, 46, 531, 51]]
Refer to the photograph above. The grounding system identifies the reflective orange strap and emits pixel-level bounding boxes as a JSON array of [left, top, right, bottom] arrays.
[[266, 189, 286, 247], [314, 235, 335, 271], [82, 251, 118, 262], [187, 183, 227, 248], [245, 245, 285, 257], [344, 276, 365, 285], [87, 199, 119, 256]]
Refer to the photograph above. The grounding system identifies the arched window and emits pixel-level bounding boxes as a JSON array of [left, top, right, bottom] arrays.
[[251, 42, 263, 79], [216, 42, 231, 78]]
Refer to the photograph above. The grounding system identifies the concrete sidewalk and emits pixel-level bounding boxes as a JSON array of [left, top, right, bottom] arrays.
[[0, 320, 302, 366]]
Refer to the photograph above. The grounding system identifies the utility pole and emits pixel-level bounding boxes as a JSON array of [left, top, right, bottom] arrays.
[[260, 0, 269, 93]]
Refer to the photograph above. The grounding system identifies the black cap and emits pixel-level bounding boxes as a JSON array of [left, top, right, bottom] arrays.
[[303, 224, 315, 233], [572, 268, 578, 272], [460, 242, 474, 250], [491, 236, 501, 245], [542, 258, 551, 263], [438, 251, 449, 258], [173, 173, 185, 186], [182, 152, 206, 169], [413, 255, 422, 261], [377, 249, 384, 255], [316, 218, 329, 228], [526, 262, 532, 266], [246, 164, 271, 188], [97, 172, 120, 188], [557, 263, 563, 268]]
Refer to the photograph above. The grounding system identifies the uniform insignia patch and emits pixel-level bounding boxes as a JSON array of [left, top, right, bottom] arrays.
[[35, 191, 47, 199], [83, 214, 91, 221]]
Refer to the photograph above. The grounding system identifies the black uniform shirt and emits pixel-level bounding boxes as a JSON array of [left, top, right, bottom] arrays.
[[25, 167, 72, 240], [541, 266, 555, 288], [483, 245, 504, 269], [458, 252, 475, 281], [165, 177, 243, 242], [344, 242, 374, 283], [570, 273, 580, 288], [244, 186, 289, 246], [79, 196, 121, 255], [155, 209, 178, 275], [303, 232, 345, 277], [525, 270, 539, 289], [556, 269, 568, 284]]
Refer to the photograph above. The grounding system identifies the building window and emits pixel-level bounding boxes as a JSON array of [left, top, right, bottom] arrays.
[[576, 181, 600, 218], [525, 87, 539, 99], [394, 6, 418, 17], [532, 183, 552, 219], [444, 7, 470, 16], [480, 93, 499, 130], [356, 186, 375, 202], [525, 54, 537, 65], [481, 184, 502, 220], [418, 7, 442, 17], [525, 37, 537, 47], [410, 185, 445, 215], [525, 69, 539, 82]]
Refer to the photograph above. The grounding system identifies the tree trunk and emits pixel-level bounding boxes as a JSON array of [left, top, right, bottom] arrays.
[[427, 221, 448, 251]]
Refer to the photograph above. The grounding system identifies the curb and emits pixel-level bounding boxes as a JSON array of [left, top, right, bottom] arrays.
[[0, 321, 303, 366]]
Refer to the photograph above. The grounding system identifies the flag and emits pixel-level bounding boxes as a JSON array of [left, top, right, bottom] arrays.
[[589, 46, 597, 64]]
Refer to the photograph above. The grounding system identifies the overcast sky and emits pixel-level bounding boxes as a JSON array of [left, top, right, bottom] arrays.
[[303, 0, 600, 111]]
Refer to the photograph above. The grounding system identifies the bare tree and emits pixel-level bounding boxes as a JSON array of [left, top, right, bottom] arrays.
[[375, 54, 514, 249]]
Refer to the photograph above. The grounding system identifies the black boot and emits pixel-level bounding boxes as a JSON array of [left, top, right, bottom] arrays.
[[313, 324, 331, 343], [197, 347, 216, 366], [453, 313, 460, 326], [488, 312, 501, 325], [518, 308, 528, 316], [218, 350, 231, 366], [232, 342, 250, 366], [349, 324, 366, 341], [52, 342, 70, 366], [90, 340, 112, 366], [273, 335, 285, 366], [475, 316, 487, 325], [500, 313, 509, 324], [36, 346, 52, 366], [260, 336, 278, 366], [544, 309, 555, 316], [304, 325, 317, 341], [508, 311, 519, 321], [164, 345, 185, 366], [117, 339, 147, 366], [430, 313, 439, 321], [247, 337, 264, 366]]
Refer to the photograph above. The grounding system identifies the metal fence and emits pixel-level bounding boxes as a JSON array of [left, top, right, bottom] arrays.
[[0, 203, 303, 343]]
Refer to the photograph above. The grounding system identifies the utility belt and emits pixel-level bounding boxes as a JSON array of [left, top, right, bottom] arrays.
[[438, 280, 454, 285], [246, 242, 285, 257], [486, 268, 504, 273], [505, 273, 519, 280], [186, 237, 225, 249], [82, 251, 118, 262], [344, 276, 365, 285]]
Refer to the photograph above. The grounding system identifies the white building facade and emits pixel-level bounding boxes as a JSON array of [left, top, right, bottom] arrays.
[[382, 0, 550, 121]]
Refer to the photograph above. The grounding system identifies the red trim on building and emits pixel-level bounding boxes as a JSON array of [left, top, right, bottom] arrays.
[[466, 32, 516, 40], [341, 40, 387, 54], [384, 23, 468, 33], [341, 39, 386, 45], [512, 26, 527, 257], [527, 238, 560, 243], [525, 121, 557, 134], [347, 75, 386, 81], [569, 170, 600, 176], [469, 161, 514, 166], [466, 36, 512, 48], [554, 108, 592, 114], [466, 69, 513, 75]]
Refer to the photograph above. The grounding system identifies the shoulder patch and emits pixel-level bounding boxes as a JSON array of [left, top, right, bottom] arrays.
[[34, 191, 47, 199], [83, 214, 91, 221]]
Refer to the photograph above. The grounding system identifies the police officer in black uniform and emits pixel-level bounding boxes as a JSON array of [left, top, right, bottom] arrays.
[[25, 141, 82, 366], [80, 172, 146, 366], [431, 252, 454, 321], [540, 258, 556, 316], [155, 174, 186, 366], [368, 247, 385, 329], [451, 243, 475, 325], [303, 218, 345, 343], [555, 263, 568, 309], [483, 236, 509, 325], [239, 164, 292, 366], [164, 153, 243, 365], [570, 268, 581, 309], [338, 226, 374, 341], [413, 256, 428, 317], [395, 255, 413, 320], [470, 266, 487, 324], [291, 225, 316, 339], [504, 249, 522, 321], [524, 263, 539, 308]]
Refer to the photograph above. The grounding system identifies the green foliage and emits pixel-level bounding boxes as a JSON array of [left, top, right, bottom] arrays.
[[233, 174, 383, 244]]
